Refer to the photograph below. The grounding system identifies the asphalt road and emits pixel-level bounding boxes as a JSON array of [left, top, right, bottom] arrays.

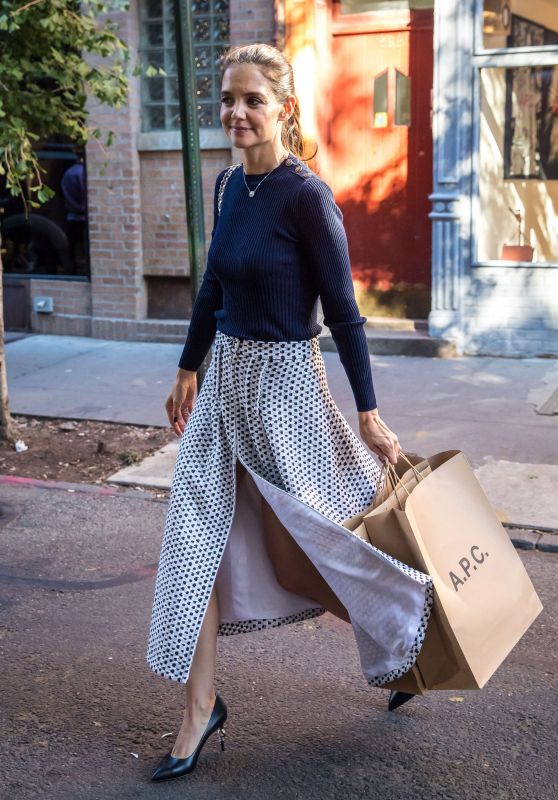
[[0, 479, 556, 800]]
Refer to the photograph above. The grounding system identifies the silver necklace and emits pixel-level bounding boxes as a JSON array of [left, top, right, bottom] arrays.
[[243, 151, 290, 197]]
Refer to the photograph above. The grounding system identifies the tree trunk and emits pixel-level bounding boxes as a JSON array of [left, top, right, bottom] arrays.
[[0, 233, 16, 443]]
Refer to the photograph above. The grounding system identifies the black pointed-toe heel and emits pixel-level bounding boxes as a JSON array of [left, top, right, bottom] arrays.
[[388, 690, 416, 711], [151, 694, 227, 782]]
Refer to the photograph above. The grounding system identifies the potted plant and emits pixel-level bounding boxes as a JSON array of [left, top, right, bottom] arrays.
[[500, 207, 534, 261]]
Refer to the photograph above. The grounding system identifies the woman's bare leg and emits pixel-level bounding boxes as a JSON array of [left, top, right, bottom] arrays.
[[170, 583, 220, 757], [170, 459, 245, 758]]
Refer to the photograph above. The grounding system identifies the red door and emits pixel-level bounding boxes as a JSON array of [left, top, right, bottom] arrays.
[[328, 5, 433, 311]]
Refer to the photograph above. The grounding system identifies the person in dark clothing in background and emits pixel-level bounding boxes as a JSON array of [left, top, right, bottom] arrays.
[[61, 160, 87, 273]]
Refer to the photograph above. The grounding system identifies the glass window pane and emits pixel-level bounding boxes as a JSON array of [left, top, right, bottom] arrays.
[[197, 103, 214, 127], [193, 18, 210, 42], [339, 0, 408, 13], [142, 21, 164, 47], [373, 70, 388, 128], [213, 17, 229, 42], [164, 22, 175, 46], [167, 105, 181, 130], [478, 66, 558, 264], [194, 46, 211, 70], [144, 49, 165, 70], [144, 0, 163, 20], [196, 74, 213, 99], [395, 69, 411, 126], [483, 3, 558, 50], [144, 105, 166, 130], [167, 76, 179, 104], [145, 77, 165, 102], [165, 48, 177, 75]]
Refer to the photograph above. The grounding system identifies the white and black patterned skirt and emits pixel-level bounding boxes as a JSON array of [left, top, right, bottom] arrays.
[[146, 330, 433, 686]]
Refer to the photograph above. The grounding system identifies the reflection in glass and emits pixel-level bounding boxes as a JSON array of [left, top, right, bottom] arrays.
[[373, 70, 388, 128], [395, 70, 411, 126], [0, 146, 90, 277]]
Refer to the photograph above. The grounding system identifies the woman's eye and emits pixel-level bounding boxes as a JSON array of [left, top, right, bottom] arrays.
[[221, 98, 261, 105]]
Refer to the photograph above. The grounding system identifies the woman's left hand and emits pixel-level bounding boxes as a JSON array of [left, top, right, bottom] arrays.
[[358, 409, 401, 466]]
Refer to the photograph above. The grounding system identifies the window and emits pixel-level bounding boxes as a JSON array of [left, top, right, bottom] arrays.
[[373, 70, 388, 127], [339, 0, 408, 12], [395, 69, 411, 126], [140, 0, 230, 131], [473, 3, 558, 265], [477, 65, 558, 264], [0, 140, 90, 279], [372, 68, 411, 128]]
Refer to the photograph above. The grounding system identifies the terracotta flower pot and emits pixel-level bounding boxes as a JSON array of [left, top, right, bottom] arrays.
[[500, 244, 535, 262]]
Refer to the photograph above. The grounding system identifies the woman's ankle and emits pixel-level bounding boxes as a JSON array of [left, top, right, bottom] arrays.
[[183, 689, 216, 717]]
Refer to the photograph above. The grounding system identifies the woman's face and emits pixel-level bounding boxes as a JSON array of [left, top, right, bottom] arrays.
[[220, 63, 294, 150]]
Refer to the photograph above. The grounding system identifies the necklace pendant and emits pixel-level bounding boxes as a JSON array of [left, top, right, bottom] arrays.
[[249, 190, 255, 198]]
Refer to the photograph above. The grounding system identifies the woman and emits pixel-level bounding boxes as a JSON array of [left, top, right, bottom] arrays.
[[147, 43, 433, 782]]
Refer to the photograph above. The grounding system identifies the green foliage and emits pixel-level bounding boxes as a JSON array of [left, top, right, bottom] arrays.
[[0, 0, 131, 208]]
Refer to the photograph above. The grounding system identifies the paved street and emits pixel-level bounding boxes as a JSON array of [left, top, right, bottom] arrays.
[[0, 477, 556, 800]]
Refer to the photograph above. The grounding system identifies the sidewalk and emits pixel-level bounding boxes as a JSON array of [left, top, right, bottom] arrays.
[[5, 332, 558, 541]]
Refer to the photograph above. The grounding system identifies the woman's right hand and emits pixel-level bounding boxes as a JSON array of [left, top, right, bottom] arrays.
[[165, 369, 197, 437]]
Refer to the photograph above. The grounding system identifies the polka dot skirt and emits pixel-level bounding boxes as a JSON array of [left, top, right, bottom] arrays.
[[146, 331, 434, 686]]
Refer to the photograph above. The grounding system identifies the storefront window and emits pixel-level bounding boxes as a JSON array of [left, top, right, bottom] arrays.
[[477, 66, 558, 263], [0, 142, 90, 278]]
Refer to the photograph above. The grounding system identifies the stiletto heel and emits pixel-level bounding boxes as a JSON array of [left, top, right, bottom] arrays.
[[151, 694, 228, 782], [388, 690, 416, 711]]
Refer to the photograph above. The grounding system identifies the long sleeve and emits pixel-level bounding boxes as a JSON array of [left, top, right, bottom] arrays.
[[178, 172, 225, 371], [297, 179, 377, 412]]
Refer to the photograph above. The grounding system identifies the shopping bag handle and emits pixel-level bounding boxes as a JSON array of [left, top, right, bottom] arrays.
[[397, 451, 425, 481], [379, 452, 427, 509], [379, 451, 424, 489]]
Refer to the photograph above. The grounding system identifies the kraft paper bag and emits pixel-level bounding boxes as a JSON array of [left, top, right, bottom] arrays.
[[360, 450, 543, 691]]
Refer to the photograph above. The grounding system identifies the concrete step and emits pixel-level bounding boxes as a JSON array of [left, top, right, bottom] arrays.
[[320, 319, 457, 358], [364, 316, 429, 332]]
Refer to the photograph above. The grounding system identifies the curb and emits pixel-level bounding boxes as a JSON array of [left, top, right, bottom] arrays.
[[2, 475, 558, 552], [503, 523, 558, 554], [0, 474, 167, 503]]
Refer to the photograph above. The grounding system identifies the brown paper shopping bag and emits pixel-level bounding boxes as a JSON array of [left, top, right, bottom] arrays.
[[354, 450, 543, 692]]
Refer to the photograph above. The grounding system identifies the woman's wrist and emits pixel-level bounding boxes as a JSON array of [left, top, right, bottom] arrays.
[[177, 367, 197, 380], [358, 407, 379, 421]]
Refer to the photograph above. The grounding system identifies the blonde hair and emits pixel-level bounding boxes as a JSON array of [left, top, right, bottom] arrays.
[[219, 43, 318, 164]]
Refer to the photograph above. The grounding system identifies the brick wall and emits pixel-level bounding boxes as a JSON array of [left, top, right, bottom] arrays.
[[86, 0, 145, 329], [29, 279, 92, 336], [140, 149, 231, 277], [230, 0, 276, 43]]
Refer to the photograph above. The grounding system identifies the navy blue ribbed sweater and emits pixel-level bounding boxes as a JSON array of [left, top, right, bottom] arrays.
[[178, 155, 377, 412]]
